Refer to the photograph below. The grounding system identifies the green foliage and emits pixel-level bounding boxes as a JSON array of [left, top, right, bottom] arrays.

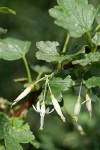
[[0, 38, 31, 60], [49, 0, 96, 37], [84, 76, 100, 88], [0, 0, 100, 150], [0, 7, 16, 15], [49, 76, 75, 92], [36, 41, 72, 63], [72, 52, 100, 66], [96, 6, 100, 25], [0, 113, 8, 140], [0, 113, 37, 150], [36, 41, 86, 64], [38, 76, 75, 104], [36, 41, 60, 62], [92, 32, 100, 45]]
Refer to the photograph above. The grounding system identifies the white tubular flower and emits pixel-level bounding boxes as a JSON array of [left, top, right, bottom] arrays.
[[50, 94, 65, 122], [86, 93, 92, 118], [73, 95, 81, 122], [32, 101, 54, 130], [11, 84, 34, 107]]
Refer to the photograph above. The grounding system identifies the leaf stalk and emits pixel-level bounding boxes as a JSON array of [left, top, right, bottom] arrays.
[[86, 32, 93, 49], [22, 55, 32, 83], [62, 33, 70, 54]]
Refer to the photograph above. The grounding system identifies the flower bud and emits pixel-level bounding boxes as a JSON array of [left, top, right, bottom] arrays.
[[73, 95, 81, 122], [11, 84, 34, 107], [50, 93, 65, 122], [86, 93, 92, 118]]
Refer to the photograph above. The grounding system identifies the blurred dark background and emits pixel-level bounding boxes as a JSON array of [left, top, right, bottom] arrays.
[[0, 0, 100, 150]]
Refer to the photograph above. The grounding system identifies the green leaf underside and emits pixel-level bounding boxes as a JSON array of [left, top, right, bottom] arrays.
[[0, 7, 16, 15], [0, 113, 8, 140], [49, 0, 96, 37], [92, 32, 100, 46], [3, 118, 35, 150], [39, 76, 75, 104], [0, 38, 31, 61], [36, 41, 85, 63], [36, 41, 60, 62], [72, 52, 100, 66], [84, 76, 100, 88]]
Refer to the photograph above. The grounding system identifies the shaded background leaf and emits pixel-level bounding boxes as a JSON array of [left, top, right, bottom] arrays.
[[96, 5, 100, 25], [31, 65, 52, 74], [0, 38, 31, 61]]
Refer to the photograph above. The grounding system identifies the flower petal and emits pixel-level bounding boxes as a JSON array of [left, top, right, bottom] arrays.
[[50, 94, 65, 122], [32, 105, 40, 113], [36, 101, 41, 112]]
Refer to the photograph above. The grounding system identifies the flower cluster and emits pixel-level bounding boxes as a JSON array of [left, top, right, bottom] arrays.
[[73, 86, 92, 121], [12, 76, 65, 129]]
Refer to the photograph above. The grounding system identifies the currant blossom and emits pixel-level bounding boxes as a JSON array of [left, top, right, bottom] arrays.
[[50, 94, 65, 122], [32, 101, 54, 130]]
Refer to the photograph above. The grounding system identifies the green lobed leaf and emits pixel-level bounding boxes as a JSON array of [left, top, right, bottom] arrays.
[[72, 52, 100, 66], [49, 0, 96, 37], [36, 41, 60, 62], [0, 113, 8, 140], [0, 7, 16, 15], [50, 75, 75, 92], [3, 118, 35, 150], [84, 76, 100, 88], [0, 38, 31, 61], [10, 119, 35, 143], [3, 124, 23, 150], [92, 32, 100, 46], [36, 41, 85, 63]]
